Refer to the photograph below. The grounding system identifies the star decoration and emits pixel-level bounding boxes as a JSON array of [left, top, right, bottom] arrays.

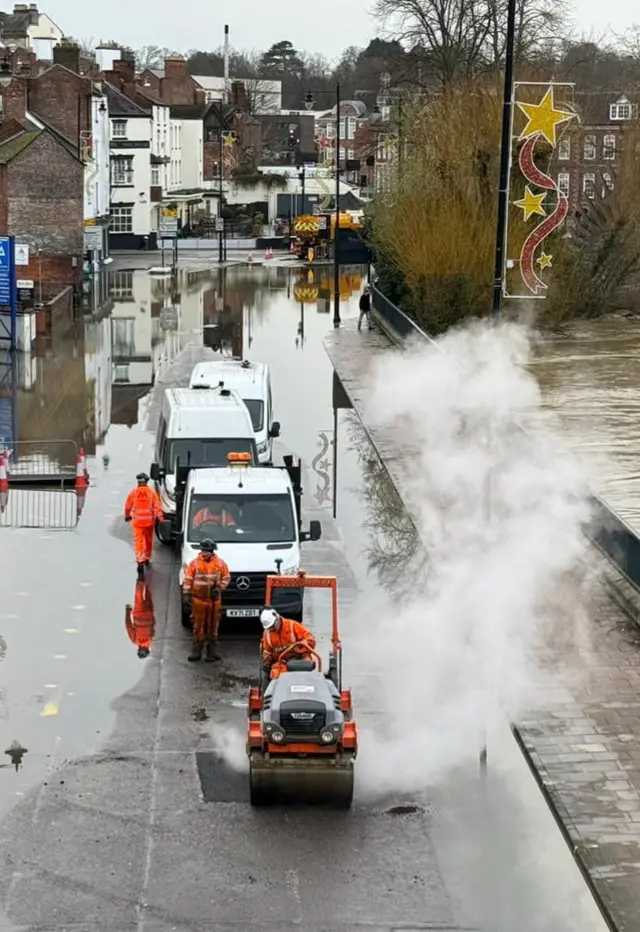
[[514, 185, 547, 221], [537, 253, 552, 269], [517, 86, 575, 146]]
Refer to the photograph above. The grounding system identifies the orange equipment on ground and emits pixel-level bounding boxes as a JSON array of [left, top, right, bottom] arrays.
[[247, 571, 357, 808]]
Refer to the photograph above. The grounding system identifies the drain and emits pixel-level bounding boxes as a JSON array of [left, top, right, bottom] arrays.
[[386, 804, 423, 816]]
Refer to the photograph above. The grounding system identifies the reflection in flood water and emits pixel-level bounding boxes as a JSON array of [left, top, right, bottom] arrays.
[[528, 318, 640, 526], [346, 412, 428, 600]]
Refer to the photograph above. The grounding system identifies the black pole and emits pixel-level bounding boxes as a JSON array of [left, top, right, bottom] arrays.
[[301, 165, 306, 216], [333, 81, 341, 328], [218, 130, 223, 264], [491, 0, 517, 320]]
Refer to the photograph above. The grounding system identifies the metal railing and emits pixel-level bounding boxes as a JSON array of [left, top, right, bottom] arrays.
[[370, 285, 640, 589], [0, 489, 78, 529], [0, 440, 78, 487]]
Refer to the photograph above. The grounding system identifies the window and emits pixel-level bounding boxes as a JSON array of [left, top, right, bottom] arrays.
[[109, 271, 134, 301], [347, 117, 357, 139], [206, 127, 219, 142], [165, 438, 255, 475], [325, 122, 335, 139], [187, 492, 295, 545], [557, 172, 570, 197], [111, 156, 134, 185], [583, 173, 596, 199], [242, 399, 264, 432], [339, 118, 345, 139], [109, 206, 133, 234], [151, 166, 159, 185], [112, 120, 127, 138], [338, 147, 345, 161], [602, 172, 614, 196], [558, 136, 570, 160], [603, 134, 616, 159], [610, 99, 637, 120], [583, 134, 596, 160], [112, 364, 130, 383], [111, 318, 135, 355], [348, 149, 355, 160]]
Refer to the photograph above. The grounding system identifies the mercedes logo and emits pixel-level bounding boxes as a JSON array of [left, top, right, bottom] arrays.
[[236, 576, 250, 590]]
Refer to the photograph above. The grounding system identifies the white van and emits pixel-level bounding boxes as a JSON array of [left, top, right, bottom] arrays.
[[189, 359, 279, 465], [161, 456, 321, 627], [150, 386, 257, 542]]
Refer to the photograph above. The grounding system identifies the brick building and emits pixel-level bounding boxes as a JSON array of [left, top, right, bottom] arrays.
[[550, 91, 634, 216], [138, 56, 202, 107], [0, 70, 84, 292]]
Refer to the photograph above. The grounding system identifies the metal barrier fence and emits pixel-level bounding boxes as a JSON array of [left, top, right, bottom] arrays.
[[370, 285, 640, 589], [0, 488, 78, 529], [0, 440, 78, 487]]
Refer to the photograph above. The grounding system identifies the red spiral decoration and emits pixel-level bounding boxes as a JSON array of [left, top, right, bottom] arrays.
[[517, 134, 568, 294]]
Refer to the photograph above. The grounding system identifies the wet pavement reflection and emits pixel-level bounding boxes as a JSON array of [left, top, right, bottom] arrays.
[[0, 261, 611, 931], [528, 318, 640, 525]]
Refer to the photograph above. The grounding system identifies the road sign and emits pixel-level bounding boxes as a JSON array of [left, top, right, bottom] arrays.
[[16, 279, 33, 289], [159, 219, 178, 235], [215, 217, 224, 232], [14, 244, 28, 266], [0, 237, 12, 306], [162, 208, 177, 218]]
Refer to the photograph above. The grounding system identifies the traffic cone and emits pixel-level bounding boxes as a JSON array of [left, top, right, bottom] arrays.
[[269, 247, 274, 259], [0, 453, 8, 514], [264, 248, 270, 260], [247, 253, 253, 265], [75, 451, 88, 517]]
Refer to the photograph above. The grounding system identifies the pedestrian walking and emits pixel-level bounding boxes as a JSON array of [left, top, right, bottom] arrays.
[[358, 286, 372, 331], [124, 473, 163, 578]]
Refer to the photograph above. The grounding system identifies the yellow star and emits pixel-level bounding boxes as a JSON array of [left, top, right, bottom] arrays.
[[514, 185, 547, 221], [517, 86, 575, 146], [537, 253, 552, 269]]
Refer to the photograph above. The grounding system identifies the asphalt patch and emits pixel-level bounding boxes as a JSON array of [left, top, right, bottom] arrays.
[[196, 750, 249, 802], [386, 804, 423, 816]]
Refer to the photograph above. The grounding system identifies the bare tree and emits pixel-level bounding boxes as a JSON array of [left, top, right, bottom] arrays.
[[375, 0, 568, 85], [243, 77, 281, 113], [135, 46, 176, 70]]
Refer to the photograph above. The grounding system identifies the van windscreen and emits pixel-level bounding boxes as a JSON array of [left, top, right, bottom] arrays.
[[167, 438, 255, 471], [243, 399, 264, 432]]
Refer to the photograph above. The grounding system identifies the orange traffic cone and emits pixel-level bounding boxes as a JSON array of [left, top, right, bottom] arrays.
[[0, 452, 8, 514], [75, 451, 88, 517], [247, 253, 254, 265], [264, 248, 270, 260]]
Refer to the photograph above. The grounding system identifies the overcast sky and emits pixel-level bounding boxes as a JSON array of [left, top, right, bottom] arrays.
[[47, 0, 634, 60]]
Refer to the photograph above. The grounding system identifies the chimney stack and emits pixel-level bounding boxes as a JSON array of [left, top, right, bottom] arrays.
[[28, 3, 38, 25], [53, 40, 81, 74]]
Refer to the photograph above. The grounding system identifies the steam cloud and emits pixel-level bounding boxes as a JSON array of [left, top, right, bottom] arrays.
[[353, 319, 595, 798]]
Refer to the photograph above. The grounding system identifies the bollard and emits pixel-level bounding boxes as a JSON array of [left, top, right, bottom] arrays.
[[74, 451, 88, 517], [0, 453, 8, 514]]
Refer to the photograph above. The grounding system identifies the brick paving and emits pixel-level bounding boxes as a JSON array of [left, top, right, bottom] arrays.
[[326, 321, 640, 931]]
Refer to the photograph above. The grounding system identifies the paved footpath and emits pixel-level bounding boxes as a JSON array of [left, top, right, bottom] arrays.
[[326, 322, 640, 932]]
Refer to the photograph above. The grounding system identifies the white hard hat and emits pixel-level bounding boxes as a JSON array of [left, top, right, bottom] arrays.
[[260, 608, 279, 630]]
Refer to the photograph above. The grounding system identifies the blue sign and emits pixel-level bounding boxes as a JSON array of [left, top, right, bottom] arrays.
[[0, 236, 11, 307]]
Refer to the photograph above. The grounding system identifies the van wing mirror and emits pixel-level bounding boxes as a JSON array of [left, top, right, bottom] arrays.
[[301, 519, 322, 542], [269, 421, 281, 438], [150, 463, 162, 482]]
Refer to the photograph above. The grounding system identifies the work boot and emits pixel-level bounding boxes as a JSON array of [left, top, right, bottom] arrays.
[[204, 639, 221, 662], [188, 641, 203, 662]]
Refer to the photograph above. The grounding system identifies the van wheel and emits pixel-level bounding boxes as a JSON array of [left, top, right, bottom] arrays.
[[155, 519, 173, 545]]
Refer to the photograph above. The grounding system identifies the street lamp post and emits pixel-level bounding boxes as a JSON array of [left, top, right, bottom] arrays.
[[305, 84, 341, 328], [491, 0, 517, 319], [218, 129, 224, 265]]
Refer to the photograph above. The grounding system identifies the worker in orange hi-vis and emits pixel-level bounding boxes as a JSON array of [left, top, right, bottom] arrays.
[[124, 472, 163, 578], [260, 608, 316, 685], [182, 539, 231, 662], [125, 580, 156, 659]]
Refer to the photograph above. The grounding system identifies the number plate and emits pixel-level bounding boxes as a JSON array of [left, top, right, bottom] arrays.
[[225, 609, 260, 618]]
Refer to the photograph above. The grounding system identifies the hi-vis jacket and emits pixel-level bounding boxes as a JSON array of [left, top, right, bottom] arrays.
[[182, 553, 231, 601], [261, 618, 316, 666], [124, 486, 163, 528]]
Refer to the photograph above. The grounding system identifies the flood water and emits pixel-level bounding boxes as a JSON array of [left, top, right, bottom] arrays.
[[528, 318, 640, 526]]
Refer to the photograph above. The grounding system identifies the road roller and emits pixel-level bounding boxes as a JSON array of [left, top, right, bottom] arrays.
[[246, 572, 357, 808]]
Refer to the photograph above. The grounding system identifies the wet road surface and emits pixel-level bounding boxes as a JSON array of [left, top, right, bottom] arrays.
[[0, 264, 610, 930]]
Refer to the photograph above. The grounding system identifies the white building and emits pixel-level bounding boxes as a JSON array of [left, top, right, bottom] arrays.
[[83, 92, 111, 265], [192, 75, 282, 113], [83, 317, 112, 446], [105, 83, 153, 249], [0, 3, 63, 59], [109, 271, 153, 387]]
